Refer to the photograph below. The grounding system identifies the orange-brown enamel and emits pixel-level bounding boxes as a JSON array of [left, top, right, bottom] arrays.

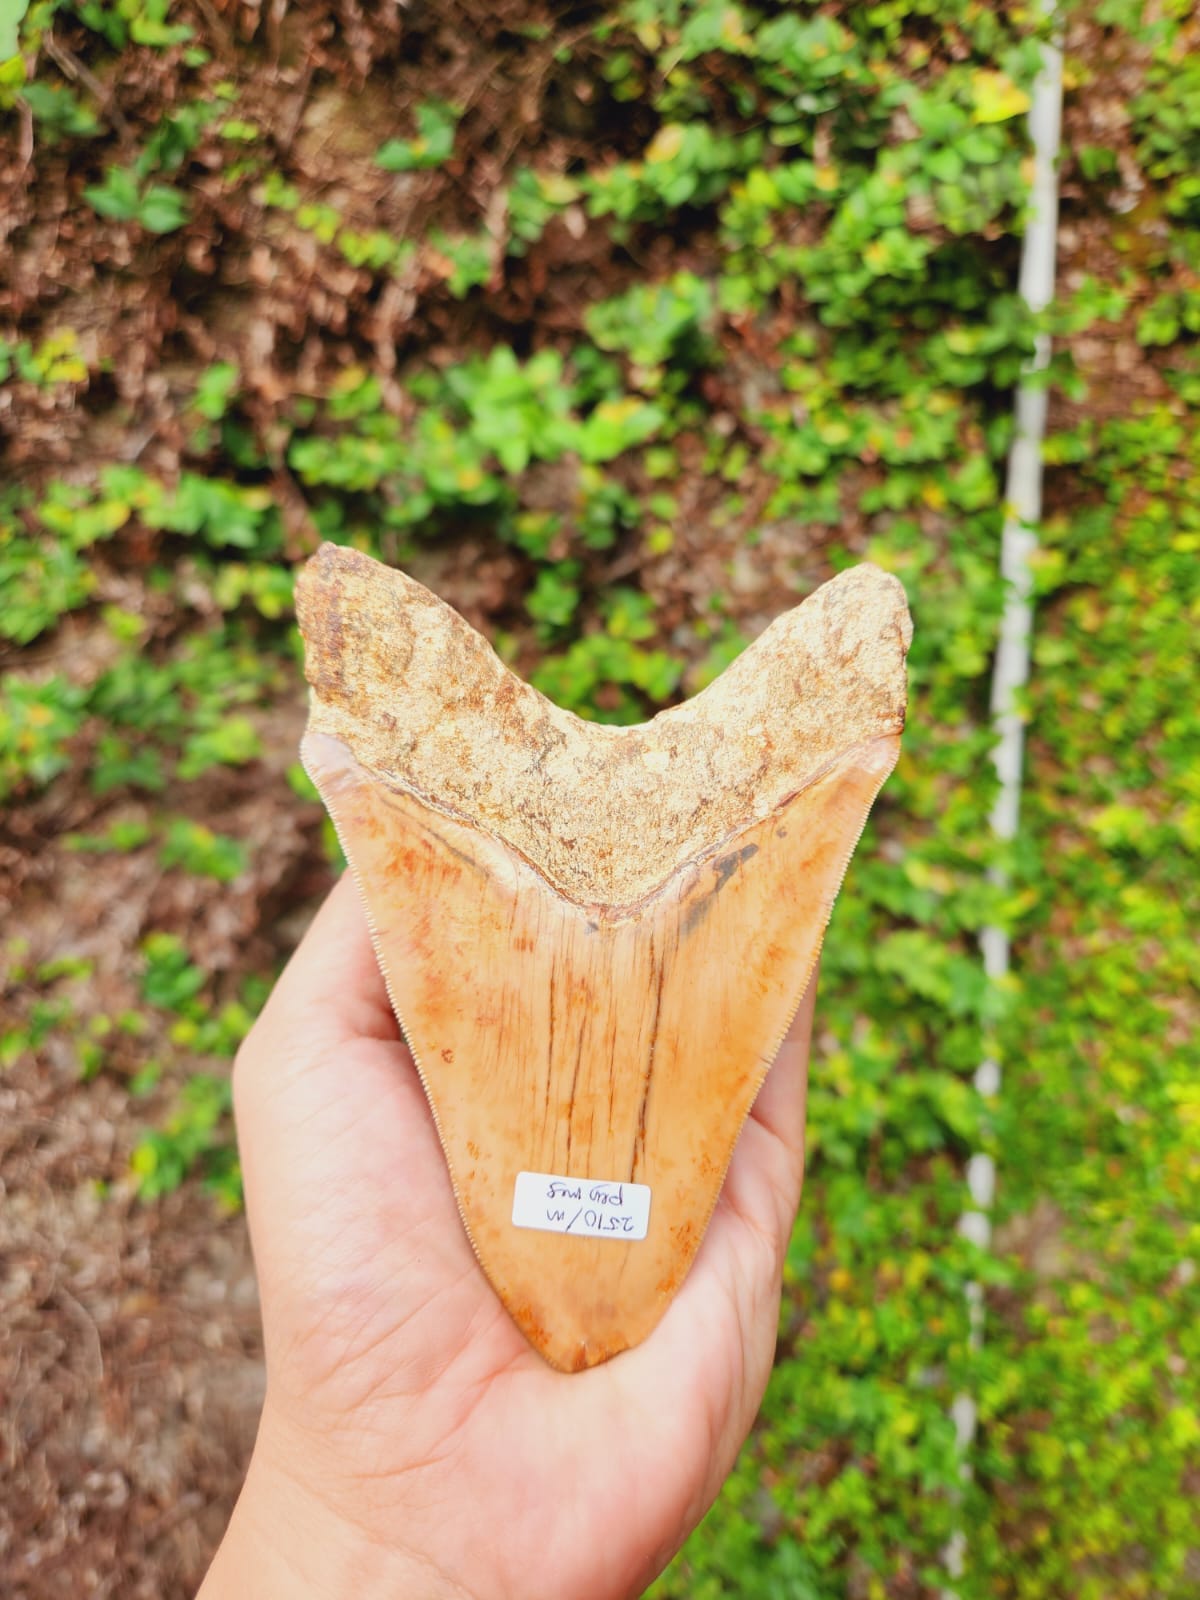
[[303, 728, 899, 1371]]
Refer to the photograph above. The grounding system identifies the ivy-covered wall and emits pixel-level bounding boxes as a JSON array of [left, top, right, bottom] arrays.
[[2, 0, 1197, 1595]]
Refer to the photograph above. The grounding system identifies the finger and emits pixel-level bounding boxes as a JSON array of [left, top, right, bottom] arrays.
[[615, 971, 819, 1501]]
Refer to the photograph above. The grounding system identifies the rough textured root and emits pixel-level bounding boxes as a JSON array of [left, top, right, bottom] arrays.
[[295, 542, 912, 906]]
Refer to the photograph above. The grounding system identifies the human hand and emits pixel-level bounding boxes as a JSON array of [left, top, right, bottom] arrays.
[[199, 872, 815, 1600]]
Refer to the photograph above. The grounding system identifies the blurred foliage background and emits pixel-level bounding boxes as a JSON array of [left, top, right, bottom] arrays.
[[1, 0, 1198, 1595]]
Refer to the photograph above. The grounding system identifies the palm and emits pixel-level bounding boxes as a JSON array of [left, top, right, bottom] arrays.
[[235, 876, 811, 1600]]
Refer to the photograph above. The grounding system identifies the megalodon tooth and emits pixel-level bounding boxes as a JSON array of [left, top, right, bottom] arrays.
[[295, 543, 911, 1371]]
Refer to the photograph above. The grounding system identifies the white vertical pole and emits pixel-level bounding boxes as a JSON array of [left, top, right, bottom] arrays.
[[942, 25, 1063, 1592]]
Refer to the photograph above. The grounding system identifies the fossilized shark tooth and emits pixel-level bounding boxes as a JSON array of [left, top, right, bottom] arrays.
[[296, 543, 911, 1371]]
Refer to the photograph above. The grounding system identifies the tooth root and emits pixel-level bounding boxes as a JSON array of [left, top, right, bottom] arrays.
[[296, 545, 911, 1370]]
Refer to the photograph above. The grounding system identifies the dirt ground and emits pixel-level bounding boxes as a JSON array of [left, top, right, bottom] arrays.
[[1, 1108, 263, 1598], [1, 735, 304, 1597]]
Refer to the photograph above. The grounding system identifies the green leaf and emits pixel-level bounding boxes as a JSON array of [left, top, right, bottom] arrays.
[[138, 184, 190, 233], [0, 0, 30, 60], [85, 166, 141, 220], [158, 818, 248, 881], [376, 99, 461, 171], [970, 69, 1031, 124]]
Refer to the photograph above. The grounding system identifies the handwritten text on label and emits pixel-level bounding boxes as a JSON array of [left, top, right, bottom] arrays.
[[511, 1171, 652, 1241]]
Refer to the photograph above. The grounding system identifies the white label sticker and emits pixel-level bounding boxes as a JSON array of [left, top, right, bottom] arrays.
[[512, 1172, 651, 1241]]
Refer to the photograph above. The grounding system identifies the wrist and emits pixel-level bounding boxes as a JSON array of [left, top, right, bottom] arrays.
[[198, 1412, 474, 1600]]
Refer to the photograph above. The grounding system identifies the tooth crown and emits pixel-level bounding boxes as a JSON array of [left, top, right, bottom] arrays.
[[297, 544, 911, 1370]]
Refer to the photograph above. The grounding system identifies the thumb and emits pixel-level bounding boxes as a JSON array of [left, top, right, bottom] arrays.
[[251, 869, 400, 1061], [232, 869, 418, 1196], [232, 874, 455, 1294]]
